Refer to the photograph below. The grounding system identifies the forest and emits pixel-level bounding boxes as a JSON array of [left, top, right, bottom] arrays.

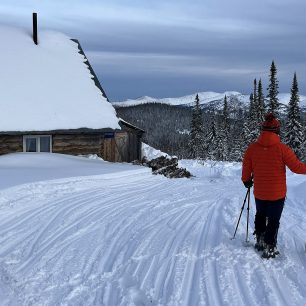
[[116, 62, 306, 161]]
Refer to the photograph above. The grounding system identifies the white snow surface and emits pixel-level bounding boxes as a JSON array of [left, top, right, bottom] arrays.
[[0, 153, 306, 305], [0, 26, 119, 131], [113, 91, 306, 108]]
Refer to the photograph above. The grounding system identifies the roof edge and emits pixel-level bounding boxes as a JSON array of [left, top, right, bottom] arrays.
[[0, 128, 118, 135], [71, 38, 109, 101], [119, 118, 145, 133]]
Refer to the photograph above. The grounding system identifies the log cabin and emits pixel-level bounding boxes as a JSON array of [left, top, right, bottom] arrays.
[[0, 15, 144, 162]]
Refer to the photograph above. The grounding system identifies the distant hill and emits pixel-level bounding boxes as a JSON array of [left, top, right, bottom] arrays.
[[112, 91, 306, 110]]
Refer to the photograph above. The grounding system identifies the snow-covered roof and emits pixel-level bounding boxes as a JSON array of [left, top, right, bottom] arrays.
[[0, 26, 120, 132], [119, 117, 145, 133]]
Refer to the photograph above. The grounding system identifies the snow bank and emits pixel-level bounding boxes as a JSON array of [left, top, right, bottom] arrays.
[[0, 153, 149, 190], [179, 159, 242, 179], [0, 26, 119, 131], [78, 154, 104, 161]]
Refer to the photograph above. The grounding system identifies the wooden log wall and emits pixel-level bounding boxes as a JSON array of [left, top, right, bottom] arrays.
[[52, 134, 104, 156], [0, 131, 142, 162], [0, 135, 23, 155], [103, 138, 116, 161]]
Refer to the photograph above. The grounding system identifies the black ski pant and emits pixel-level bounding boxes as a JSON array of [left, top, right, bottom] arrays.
[[254, 198, 285, 247]]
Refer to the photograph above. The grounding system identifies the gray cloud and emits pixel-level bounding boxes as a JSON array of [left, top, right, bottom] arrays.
[[1, 0, 306, 100]]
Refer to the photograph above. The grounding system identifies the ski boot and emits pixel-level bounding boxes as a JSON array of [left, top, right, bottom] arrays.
[[262, 244, 280, 259], [254, 234, 265, 251]]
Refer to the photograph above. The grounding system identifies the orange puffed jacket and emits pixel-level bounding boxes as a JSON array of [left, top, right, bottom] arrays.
[[242, 131, 306, 201]]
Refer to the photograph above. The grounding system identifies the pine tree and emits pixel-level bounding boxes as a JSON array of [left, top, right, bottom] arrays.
[[214, 125, 227, 161], [253, 79, 258, 116], [223, 95, 229, 132], [267, 61, 280, 116], [222, 95, 230, 160], [206, 115, 218, 160], [230, 139, 245, 162], [285, 73, 304, 159], [248, 91, 260, 143], [189, 94, 204, 159], [241, 120, 251, 155], [257, 79, 265, 122], [229, 108, 245, 161]]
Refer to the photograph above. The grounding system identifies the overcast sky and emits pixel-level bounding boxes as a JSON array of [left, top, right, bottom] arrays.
[[1, 0, 306, 101]]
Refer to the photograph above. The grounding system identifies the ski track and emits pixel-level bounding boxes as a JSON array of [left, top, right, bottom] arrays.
[[0, 170, 305, 305]]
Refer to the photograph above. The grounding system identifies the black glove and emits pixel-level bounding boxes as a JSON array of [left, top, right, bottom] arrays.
[[243, 179, 253, 188]]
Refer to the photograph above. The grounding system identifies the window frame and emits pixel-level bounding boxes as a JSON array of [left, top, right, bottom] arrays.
[[23, 135, 52, 153]]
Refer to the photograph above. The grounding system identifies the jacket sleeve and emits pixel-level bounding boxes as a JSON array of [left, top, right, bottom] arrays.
[[282, 144, 306, 174], [241, 146, 253, 182]]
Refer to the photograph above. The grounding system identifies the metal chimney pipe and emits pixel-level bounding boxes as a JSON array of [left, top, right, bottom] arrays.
[[33, 12, 38, 45]]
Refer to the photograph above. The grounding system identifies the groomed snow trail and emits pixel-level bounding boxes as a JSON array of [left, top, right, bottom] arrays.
[[0, 161, 306, 305]]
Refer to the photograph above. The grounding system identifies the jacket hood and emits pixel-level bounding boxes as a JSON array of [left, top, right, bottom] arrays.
[[256, 131, 281, 147]]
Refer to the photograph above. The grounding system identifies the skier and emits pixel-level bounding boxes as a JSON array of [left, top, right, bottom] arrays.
[[242, 113, 306, 258]]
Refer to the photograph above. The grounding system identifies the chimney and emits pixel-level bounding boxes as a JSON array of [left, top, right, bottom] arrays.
[[33, 12, 38, 45]]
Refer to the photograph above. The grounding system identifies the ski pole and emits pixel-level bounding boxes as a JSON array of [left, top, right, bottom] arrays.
[[231, 187, 250, 240], [246, 187, 251, 243]]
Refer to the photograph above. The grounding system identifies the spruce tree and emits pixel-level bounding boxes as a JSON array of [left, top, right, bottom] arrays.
[[212, 96, 230, 161], [285, 73, 304, 159], [214, 124, 227, 161], [206, 115, 218, 161], [267, 60, 280, 116], [248, 91, 260, 143], [241, 120, 251, 155], [229, 108, 245, 161], [257, 78, 265, 122], [253, 79, 258, 115], [223, 95, 229, 132], [229, 141, 242, 162], [189, 94, 204, 159]]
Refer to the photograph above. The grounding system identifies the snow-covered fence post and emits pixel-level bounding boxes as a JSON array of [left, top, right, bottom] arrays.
[[33, 12, 38, 45]]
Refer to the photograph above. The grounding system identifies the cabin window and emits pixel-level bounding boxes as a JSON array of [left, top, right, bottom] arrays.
[[23, 135, 52, 153], [40, 136, 51, 152]]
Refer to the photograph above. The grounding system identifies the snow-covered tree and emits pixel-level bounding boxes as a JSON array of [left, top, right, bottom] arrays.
[[253, 78, 258, 114], [228, 108, 245, 161], [257, 78, 265, 122], [222, 95, 230, 159], [248, 91, 260, 143], [189, 94, 205, 159], [214, 128, 227, 161], [222, 95, 229, 133], [206, 115, 218, 160], [213, 96, 230, 161], [240, 120, 252, 156], [267, 60, 280, 116], [285, 73, 304, 159]]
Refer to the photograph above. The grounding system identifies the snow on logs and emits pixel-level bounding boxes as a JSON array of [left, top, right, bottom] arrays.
[[134, 156, 192, 178]]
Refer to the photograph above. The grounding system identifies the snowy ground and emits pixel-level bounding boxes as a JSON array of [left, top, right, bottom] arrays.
[[0, 153, 306, 305]]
